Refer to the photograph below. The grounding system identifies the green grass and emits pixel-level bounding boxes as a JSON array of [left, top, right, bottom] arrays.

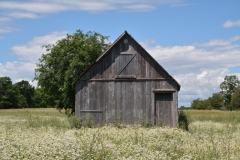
[[184, 110, 240, 123], [0, 108, 66, 117]]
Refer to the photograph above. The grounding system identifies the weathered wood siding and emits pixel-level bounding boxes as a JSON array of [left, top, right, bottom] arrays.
[[75, 32, 179, 127], [155, 93, 173, 125], [80, 34, 172, 81], [76, 81, 178, 126]]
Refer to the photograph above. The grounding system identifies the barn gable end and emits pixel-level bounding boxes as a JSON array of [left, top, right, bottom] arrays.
[[74, 31, 180, 127]]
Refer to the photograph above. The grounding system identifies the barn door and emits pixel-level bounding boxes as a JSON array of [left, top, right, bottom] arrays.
[[115, 53, 136, 78], [155, 93, 172, 126]]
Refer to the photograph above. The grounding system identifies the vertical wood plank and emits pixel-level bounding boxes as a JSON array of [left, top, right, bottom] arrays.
[[133, 81, 137, 122]]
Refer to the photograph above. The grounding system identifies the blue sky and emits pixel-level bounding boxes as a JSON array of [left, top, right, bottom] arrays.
[[0, 0, 240, 107]]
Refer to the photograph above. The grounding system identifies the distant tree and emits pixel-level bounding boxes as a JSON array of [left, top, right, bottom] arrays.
[[179, 106, 186, 110], [191, 98, 211, 110], [179, 106, 191, 110], [230, 86, 240, 110], [209, 92, 224, 110], [0, 77, 14, 108], [220, 75, 240, 110], [0, 77, 25, 109], [191, 98, 203, 109], [204, 98, 212, 110], [32, 88, 55, 108], [14, 80, 35, 108], [34, 30, 109, 113]]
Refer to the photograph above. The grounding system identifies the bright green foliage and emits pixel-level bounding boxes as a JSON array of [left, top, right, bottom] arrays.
[[230, 86, 240, 110], [14, 80, 35, 107], [34, 30, 109, 113], [220, 75, 240, 110]]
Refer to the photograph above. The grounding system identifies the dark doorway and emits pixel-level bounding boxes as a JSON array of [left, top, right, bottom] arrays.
[[155, 93, 173, 126]]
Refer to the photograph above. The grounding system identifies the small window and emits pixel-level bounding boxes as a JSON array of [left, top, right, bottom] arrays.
[[115, 52, 136, 78]]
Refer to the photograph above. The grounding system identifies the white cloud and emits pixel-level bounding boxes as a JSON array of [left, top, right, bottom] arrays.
[[223, 19, 240, 28], [143, 36, 240, 107], [0, 0, 187, 16], [6, 12, 40, 19], [0, 32, 67, 86], [197, 71, 207, 80], [0, 1, 68, 13], [123, 4, 156, 12], [145, 36, 240, 75], [175, 69, 230, 107], [0, 26, 15, 33], [0, 17, 11, 22], [194, 36, 240, 47], [0, 0, 187, 33], [0, 0, 183, 13], [11, 31, 67, 62], [0, 16, 15, 33], [0, 61, 36, 86]]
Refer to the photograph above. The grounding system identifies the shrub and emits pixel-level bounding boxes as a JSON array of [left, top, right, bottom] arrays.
[[68, 115, 82, 129], [178, 110, 189, 131]]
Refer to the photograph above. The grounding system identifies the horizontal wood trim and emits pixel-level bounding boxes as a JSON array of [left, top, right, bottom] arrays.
[[80, 110, 103, 113], [115, 75, 136, 79], [153, 89, 176, 93], [120, 52, 135, 55], [81, 78, 169, 82]]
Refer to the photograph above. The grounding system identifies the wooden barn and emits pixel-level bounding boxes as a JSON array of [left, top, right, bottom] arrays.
[[74, 31, 181, 127]]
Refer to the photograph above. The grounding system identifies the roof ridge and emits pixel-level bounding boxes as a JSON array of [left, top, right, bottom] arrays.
[[72, 31, 181, 91], [96, 30, 128, 61]]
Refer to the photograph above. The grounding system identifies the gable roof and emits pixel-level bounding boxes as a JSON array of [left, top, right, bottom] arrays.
[[73, 31, 181, 91]]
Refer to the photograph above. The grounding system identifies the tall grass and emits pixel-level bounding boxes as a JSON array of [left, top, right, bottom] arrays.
[[185, 110, 240, 123], [0, 108, 66, 117], [0, 108, 240, 159]]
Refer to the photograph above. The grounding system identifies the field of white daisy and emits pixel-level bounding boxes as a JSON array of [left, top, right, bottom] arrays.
[[0, 108, 240, 159]]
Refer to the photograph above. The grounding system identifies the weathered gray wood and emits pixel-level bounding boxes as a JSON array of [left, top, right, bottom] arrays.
[[145, 81, 150, 123], [155, 93, 172, 126], [75, 31, 180, 127]]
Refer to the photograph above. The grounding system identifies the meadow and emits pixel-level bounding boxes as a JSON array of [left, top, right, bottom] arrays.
[[0, 108, 240, 159]]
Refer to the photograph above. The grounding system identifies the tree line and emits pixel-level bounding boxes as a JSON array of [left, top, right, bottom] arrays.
[[0, 77, 55, 109], [190, 75, 240, 110]]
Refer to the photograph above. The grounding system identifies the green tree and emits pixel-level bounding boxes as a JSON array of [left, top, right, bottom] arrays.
[[230, 86, 240, 110], [209, 92, 224, 110], [191, 98, 203, 109], [179, 106, 186, 110], [0, 77, 26, 109], [32, 88, 55, 108], [191, 98, 211, 110], [0, 77, 14, 108], [14, 80, 35, 107], [34, 30, 109, 113], [220, 75, 240, 110]]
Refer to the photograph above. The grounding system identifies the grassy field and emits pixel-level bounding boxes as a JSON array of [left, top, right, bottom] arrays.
[[0, 108, 240, 159], [184, 110, 240, 123]]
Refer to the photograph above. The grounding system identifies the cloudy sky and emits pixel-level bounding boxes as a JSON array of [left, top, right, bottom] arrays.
[[0, 0, 239, 107]]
